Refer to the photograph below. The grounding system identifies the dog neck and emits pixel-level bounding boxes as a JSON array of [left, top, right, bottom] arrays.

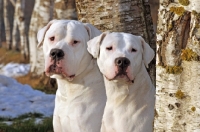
[[103, 65, 154, 106], [56, 59, 99, 99]]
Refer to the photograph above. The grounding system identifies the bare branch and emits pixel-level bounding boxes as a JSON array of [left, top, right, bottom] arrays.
[[9, 0, 15, 7]]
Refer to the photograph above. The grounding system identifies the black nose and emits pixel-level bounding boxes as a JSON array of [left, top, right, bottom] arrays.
[[50, 48, 64, 60], [115, 57, 130, 70]]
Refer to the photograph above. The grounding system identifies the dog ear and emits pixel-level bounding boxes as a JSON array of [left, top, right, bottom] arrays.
[[87, 32, 109, 58], [138, 36, 155, 68], [84, 23, 102, 39], [37, 20, 57, 48]]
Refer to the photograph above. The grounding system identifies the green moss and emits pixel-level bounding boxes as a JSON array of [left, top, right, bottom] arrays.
[[195, 23, 200, 28], [178, 0, 190, 6], [170, 6, 185, 16], [97, 6, 104, 12], [80, 5, 86, 9], [191, 107, 196, 112], [175, 90, 184, 99], [181, 48, 199, 61], [192, 10, 197, 15], [166, 66, 183, 74], [192, 10, 200, 19], [168, 23, 173, 31]]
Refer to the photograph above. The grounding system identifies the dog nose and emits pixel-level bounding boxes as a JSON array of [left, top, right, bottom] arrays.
[[50, 48, 64, 60], [115, 57, 130, 70]]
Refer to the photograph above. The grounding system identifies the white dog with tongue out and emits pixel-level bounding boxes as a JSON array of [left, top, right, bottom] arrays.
[[37, 20, 106, 132], [87, 32, 155, 132]]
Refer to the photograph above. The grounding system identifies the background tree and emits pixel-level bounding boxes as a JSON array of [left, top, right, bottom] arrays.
[[3, 0, 14, 49], [29, 0, 53, 76], [12, 0, 28, 60], [54, 0, 77, 19], [154, 0, 200, 131], [75, 0, 156, 85]]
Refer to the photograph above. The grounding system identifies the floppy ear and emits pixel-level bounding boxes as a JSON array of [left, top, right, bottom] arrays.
[[37, 20, 57, 48], [138, 36, 155, 68], [87, 32, 109, 58], [84, 23, 102, 39]]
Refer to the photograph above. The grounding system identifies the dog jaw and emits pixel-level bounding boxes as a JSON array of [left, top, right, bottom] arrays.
[[104, 66, 134, 83], [45, 58, 75, 81]]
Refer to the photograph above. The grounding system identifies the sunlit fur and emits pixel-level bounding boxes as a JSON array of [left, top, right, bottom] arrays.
[[37, 20, 106, 132], [87, 32, 155, 132]]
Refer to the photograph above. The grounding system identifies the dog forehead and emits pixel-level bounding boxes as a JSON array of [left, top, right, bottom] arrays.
[[47, 22, 66, 34], [45, 20, 88, 42], [124, 34, 142, 48], [102, 33, 142, 49], [101, 33, 122, 46], [48, 20, 84, 33]]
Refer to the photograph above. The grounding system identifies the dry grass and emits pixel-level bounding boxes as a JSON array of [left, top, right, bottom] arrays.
[[0, 42, 29, 64], [0, 43, 57, 94], [16, 73, 57, 94]]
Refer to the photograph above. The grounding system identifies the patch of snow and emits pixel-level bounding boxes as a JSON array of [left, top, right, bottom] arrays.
[[35, 118, 44, 124], [0, 63, 30, 77], [2, 121, 13, 126], [0, 64, 4, 69], [0, 75, 55, 118]]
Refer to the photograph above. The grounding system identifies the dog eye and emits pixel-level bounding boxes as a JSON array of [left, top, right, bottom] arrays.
[[73, 40, 79, 44], [49, 36, 55, 41], [131, 48, 137, 52], [106, 46, 112, 51]]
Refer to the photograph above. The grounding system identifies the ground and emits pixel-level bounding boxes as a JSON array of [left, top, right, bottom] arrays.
[[0, 45, 56, 131]]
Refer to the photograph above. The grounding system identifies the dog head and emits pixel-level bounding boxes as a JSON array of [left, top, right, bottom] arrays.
[[87, 32, 154, 83], [37, 20, 101, 81]]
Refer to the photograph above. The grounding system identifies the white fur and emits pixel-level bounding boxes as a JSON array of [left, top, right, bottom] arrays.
[[37, 20, 106, 132], [87, 32, 155, 132]]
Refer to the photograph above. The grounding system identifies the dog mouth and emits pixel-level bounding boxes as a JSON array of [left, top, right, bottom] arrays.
[[46, 61, 75, 81], [49, 64, 63, 75], [106, 70, 134, 83]]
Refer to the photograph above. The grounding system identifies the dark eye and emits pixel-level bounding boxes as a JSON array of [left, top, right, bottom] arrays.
[[131, 48, 137, 52], [106, 46, 112, 51], [49, 36, 55, 41], [74, 40, 78, 44]]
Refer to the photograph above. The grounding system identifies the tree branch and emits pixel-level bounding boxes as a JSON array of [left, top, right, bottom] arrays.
[[9, 0, 15, 7]]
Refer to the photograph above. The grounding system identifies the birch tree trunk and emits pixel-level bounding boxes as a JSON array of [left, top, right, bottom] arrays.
[[12, 0, 28, 60], [155, 0, 200, 131], [29, 0, 52, 76], [75, 0, 156, 85], [3, 0, 13, 49], [54, 0, 77, 19]]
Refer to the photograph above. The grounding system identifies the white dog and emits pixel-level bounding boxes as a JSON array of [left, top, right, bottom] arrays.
[[37, 20, 106, 132], [87, 32, 155, 132]]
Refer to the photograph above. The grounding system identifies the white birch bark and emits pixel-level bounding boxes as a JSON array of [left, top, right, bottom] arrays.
[[12, 0, 28, 60], [155, 0, 200, 131], [29, 0, 52, 76], [3, 0, 12, 49]]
